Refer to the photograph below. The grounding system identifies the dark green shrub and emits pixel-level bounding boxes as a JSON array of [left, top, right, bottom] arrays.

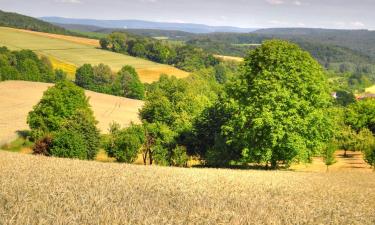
[[50, 130, 87, 160]]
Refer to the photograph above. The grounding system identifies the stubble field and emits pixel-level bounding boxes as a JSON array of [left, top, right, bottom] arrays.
[[0, 81, 143, 145], [0, 150, 374, 225], [0, 27, 189, 83]]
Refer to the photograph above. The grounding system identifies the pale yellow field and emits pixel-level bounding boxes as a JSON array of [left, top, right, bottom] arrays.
[[0, 81, 143, 145], [214, 54, 244, 62], [365, 85, 375, 94], [0, 150, 374, 225], [0, 27, 189, 83]]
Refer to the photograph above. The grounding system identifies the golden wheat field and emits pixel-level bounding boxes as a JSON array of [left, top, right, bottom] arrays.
[[0, 81, 143, 145], [0, 150, 374, 225], [0, 27, 189, 82]]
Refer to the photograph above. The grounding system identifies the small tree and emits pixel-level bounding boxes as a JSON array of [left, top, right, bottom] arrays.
[[357, 129, 375, 170], [115, 65, 144, 99], [322, 141, 337, 172], [105, 124, 145, 163], [336, 125, 357, 157], [27, 81, 90, 139]]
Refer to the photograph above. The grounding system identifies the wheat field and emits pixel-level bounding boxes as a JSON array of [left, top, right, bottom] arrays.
[[0, 27, 189, 83], [0, 150, 374, 225], [365, 85, 375, 94], [0, 81, 143, 145]]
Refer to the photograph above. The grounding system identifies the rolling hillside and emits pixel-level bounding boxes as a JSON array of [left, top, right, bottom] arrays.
[[0, 27, 189, 83], [0, 81, 143, 145]]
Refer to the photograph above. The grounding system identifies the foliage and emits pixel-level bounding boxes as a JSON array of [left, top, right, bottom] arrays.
[[345, 99, 375, 134], [27, 81, 90, 139], [32, 135, 53, 156], [75, 63, 145, 100], [105, 124, 145, 163], [206, 40, 334, 168], [99, 32, 219, 72], [50, 129, 87, 159], [0, 47, 59, 83], [322, 141, 337, 170], [336, 125, 358, 156]]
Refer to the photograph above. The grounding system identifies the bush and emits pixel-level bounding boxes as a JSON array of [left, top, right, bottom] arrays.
[[105, 124, 145, 163], [50, 130, 87, 160], [32, 135, 53, 156], [170, 146, 188, 167]]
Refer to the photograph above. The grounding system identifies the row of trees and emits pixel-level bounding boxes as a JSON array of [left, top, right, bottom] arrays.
[[75, 63, 144, 100], [99, 32, 219, 72], [25, 40, 375, 170], [104, 40, 375, 169], [0, 46, 66, 82]]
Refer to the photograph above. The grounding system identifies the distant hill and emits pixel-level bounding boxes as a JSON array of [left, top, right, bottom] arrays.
[[54, 22, 193, 39], [0, 10, 74, 35], [41, 17, 257, 33], [254, 28, 375, 59]]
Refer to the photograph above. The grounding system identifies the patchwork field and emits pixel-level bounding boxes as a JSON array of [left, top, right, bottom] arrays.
[[0, 150, 374, 225], [0, 81, 143, 145], [0, 27, 189, 83]]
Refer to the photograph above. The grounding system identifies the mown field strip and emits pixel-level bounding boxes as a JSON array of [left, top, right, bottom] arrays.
[[0, 81, 143, 145], [0, 27, 189, 83]]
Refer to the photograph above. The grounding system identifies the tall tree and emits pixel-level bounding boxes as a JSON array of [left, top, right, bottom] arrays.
[[219, 40, 334, 168]]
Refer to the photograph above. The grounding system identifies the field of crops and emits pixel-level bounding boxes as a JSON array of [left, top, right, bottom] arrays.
[[365, 85, 375, 94], [0, 150, 374, 225], [0, 81, 143, 145], [0, 27, 189, 83]]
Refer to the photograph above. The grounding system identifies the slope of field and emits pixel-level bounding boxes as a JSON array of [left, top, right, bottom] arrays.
[[0, 27, 189, 83], [0, 150, 374, 225], [214, 54, 244, 62], [0, 81, 143, 145]]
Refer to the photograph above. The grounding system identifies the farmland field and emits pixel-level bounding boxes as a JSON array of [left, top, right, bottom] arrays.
[[0, 150, 374, 225], [214, 54, 244, 62], [0, 27, 189, 83], [365, 85, 375, 94], [0, 81, 143, 145]]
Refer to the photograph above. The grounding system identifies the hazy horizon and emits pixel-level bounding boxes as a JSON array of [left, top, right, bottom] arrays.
[[0, 0, 374, 30]]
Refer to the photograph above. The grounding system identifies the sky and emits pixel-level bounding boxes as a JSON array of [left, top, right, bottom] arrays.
[[0, 0, 374, 30]]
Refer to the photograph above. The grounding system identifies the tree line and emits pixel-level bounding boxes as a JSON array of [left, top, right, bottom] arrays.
[[26, 40, 375, 170], [99, 32, 219, 72], [0, 46, 66, 82]]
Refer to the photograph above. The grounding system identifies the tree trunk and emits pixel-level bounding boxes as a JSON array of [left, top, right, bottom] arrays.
[[344, 149, 347, 157], [142, 150, 148, 165], [271, 160, 277, 170]]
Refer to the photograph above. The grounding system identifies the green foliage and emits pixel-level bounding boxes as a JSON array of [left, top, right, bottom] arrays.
[[115, 65, 144, 99], [356, 129, 375, 169], [99, 32, 219, 72], [0, 9, 75, 35], [0, 47, 57, 82], [336, 125, 358, 155], [105, 124, 145, 163], [50, 130, 87, 160], [208, 40, 334, 168], [322, 141, 337, 168], [75, 63, 144, 100], [345, 99, 375, 134], [27, 81, 90, 139]]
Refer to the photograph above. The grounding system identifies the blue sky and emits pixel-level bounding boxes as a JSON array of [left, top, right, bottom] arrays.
[[0, 0, 374, 29]]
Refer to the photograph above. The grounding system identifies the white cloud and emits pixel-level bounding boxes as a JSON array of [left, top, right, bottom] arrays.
[[55, 0, 82, 3], [140, 0, 158, 3], [268, 20, 289, 25], [266, 0, 284, 5], [350, 21, 365, 27], [294, 1, 302, 6]]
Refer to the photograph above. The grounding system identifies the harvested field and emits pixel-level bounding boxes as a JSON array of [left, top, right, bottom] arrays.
[[0, 27, 189, 83], [0, 150, 374, 225], [214, 54, 244, 62], [0, 81, 143, 145], [365, 85, 375, 94]]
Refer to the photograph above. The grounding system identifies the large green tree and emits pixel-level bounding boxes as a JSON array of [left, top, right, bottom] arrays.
[[27, 81, 91, 139], [219, 40, 334, 168], [345, 98, 375, 134]]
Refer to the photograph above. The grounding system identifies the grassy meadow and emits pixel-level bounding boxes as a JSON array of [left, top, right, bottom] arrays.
[[0, 150, 374, 225], [0, 81, 143, 145], [0, 27, 189, 82]]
